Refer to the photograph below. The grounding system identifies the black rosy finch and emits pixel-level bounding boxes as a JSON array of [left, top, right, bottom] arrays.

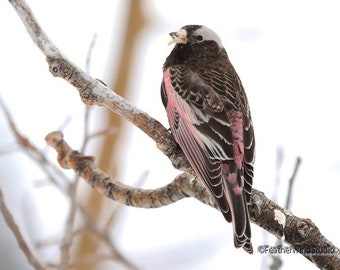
[[161, 25, 255, 253]]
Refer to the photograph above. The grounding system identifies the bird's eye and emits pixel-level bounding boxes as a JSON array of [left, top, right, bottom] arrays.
[[196, 35, 204, 42]]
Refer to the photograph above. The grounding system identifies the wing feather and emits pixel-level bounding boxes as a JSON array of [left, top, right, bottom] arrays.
[[162, 64, 254, 252]]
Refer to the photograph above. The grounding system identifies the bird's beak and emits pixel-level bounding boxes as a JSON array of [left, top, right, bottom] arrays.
[[168, 29, 187, 45]]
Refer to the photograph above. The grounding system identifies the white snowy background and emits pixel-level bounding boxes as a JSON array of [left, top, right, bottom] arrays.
[[1, 0, 340, 269]]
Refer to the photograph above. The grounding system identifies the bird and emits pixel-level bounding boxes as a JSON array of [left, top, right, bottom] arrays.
[[161, 25, 255, 253]]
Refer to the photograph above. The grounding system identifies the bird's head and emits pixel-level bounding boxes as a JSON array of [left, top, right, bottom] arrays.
[[168, 25, 223, 50], [163, 25, 226, 69]]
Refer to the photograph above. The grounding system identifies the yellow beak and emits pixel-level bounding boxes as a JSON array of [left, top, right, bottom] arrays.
[[168, 29, 187, 45]]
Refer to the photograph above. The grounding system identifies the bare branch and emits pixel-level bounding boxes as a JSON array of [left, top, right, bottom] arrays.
[[44, 131, 210, 209], [9, 0, 190, 174], [0, 188, 45, 270], [285, 157, 302, 210], [0, 97, 135, 269], [75, 224, 139, 270], [251, 188, 340, 269], [85, 33, 97, 75], [45, 131, 340, 269], [0, 97, 69, 193], [8, 0, 60, 57], [269, 153, 302, 270], [58, 178, 80, 270]]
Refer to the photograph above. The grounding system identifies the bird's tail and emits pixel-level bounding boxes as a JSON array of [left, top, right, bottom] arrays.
[[221, 174, 253, 254], [232, 202, 253, 254]]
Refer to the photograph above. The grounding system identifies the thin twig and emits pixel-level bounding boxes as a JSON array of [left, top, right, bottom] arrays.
[[272, 146, 284, 203], [285, 157, 302, 210], [0, 97, 69, 193], [74, 225, 139, 270], [85, 33, 97, 75], [270, 156, 302, 270], [58, 178, 80, 270], [0, 187, 45, 270], [1, 97, 133, 269], [266, 147, 284, 270]]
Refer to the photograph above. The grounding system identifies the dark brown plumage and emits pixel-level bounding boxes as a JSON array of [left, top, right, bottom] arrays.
[[161, 25, 255, 253]]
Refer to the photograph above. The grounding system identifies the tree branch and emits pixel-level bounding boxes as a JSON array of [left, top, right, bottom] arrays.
[[285, 157, 302, 210], [0, 188, 44, 270], [45, 131, 340, 269], [45, 131, 213, 209], [8, 0, 340, 269], [9, 0, 191, 175]]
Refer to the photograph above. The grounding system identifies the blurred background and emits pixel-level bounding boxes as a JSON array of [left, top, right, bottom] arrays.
[[1, 0, 340, 269]]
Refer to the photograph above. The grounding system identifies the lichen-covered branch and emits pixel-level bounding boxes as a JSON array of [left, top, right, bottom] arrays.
[[250, 191, 340, 269], [46, 131, 340, 269], [45, 131, 212, 209], [8, 0, 340, 269]]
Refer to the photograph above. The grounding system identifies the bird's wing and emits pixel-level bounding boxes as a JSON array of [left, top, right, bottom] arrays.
[[161, 65, 254, 252], [198, 65, 255, 203]]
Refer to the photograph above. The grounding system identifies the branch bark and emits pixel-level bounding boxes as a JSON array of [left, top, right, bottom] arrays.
[[7, 0, 340, 269]]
